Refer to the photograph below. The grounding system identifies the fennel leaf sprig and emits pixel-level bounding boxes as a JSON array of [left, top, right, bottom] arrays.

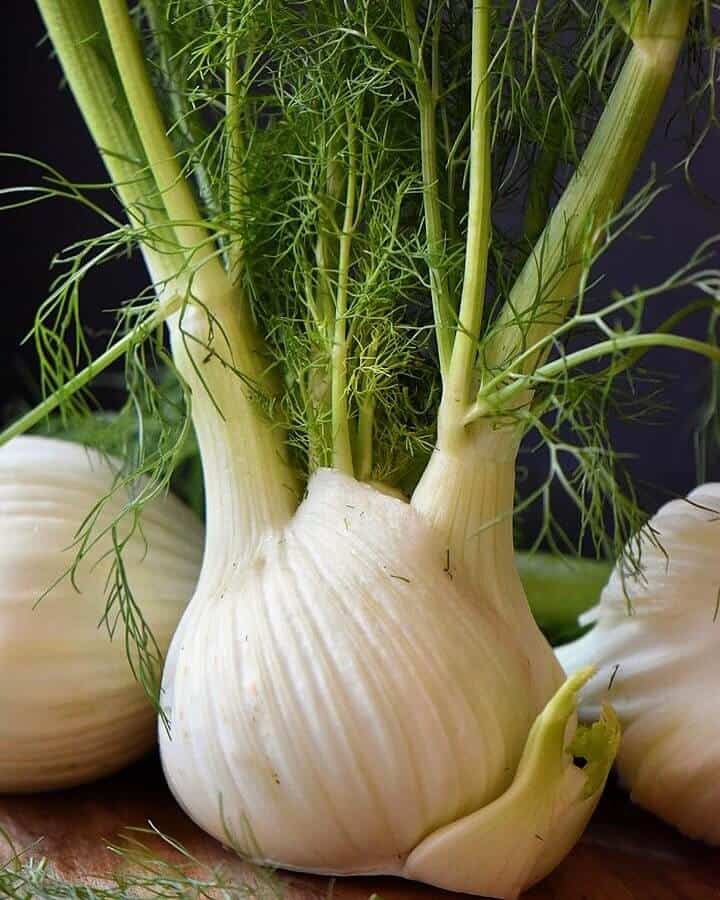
[[0, 824, 287, 900]]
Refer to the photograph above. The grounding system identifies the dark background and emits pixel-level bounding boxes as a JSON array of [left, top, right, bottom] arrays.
[[1, 2, 718, 542]]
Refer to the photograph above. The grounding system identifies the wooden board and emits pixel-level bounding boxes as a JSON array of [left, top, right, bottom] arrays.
[[1, 752, 718, 899]]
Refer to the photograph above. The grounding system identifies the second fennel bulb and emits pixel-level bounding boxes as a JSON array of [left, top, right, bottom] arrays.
[[0, 436, 203, 791]]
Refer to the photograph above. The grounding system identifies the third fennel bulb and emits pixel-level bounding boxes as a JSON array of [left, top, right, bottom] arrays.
[[557, 484, 720, 845]]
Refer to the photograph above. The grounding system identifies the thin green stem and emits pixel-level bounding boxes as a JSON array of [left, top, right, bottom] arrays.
[[355, 327, 382, 483], [331, 119, 357, 475], [483, 0, 692, 384], [97, 0, 220, 284], [475, 250, 715, 405], [539, 333, 720, 380], [443, 1, 492, 416], [434, 13, 461, 259], [0, 305, 171, 449], [226, 9, 252, 279], [356, 397, 375, 482], [601, 298, 718, 382], [469, 332, 720, 420], [315, 152, 343, 334], [314, 227, 336, 333], [402, 0, 453, 379], [306, 153, 344, 469], [141, 0, 215, 215]]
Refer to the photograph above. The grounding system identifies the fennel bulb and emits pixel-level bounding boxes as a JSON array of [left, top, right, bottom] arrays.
[[0, 436, 203, 792], [9, 0, 718, 895], [160, 457, 619, 897], [557, 484, 720, 845]]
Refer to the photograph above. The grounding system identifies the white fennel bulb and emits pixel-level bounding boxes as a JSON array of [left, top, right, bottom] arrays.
[[557, 484, 720, 844], [160, 350, 619, 900], [0, 435, 203, 792]]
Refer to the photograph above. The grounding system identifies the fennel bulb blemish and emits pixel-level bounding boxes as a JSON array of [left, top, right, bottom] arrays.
[[0, 436, 203, 792], [557, 484, 720, 844]]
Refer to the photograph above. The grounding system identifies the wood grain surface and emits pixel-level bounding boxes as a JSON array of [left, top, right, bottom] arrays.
[[1, 753, 718, 899]]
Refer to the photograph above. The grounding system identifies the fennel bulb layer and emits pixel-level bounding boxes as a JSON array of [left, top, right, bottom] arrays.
[[557, 484, 720, 844], [0, 436, 203, 791], [160, 467, 617, 898]]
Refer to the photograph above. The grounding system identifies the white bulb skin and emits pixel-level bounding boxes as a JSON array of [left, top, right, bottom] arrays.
[[557, 483, 720, 844], [159, 467, 599, 889], [0, 436, 204, 792]]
